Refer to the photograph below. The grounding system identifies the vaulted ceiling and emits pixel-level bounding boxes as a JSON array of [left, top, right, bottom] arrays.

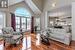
[[8, 0, 75, 15], [9, 0, 23, 6], [24, 0, 43, 14], [8, 0, 43, 14]]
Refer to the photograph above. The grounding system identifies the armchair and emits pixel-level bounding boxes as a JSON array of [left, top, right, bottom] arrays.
[[2, 27, 23, 46], [40, 29, 51, 45]]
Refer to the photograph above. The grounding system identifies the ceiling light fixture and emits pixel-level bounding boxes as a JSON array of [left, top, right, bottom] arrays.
[[52, 2, 56, 7]]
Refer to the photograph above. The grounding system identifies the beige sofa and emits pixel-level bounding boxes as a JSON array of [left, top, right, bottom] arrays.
[[49, 28, 71, 45]]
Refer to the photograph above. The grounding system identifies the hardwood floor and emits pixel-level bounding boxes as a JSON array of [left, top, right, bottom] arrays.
[[0, 33, 75, 50]]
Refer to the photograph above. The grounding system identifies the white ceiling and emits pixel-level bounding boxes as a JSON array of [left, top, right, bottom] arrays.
[[43, 0, 75, 17], [44, 0, 75, 11], [8, 0, 23, 6]]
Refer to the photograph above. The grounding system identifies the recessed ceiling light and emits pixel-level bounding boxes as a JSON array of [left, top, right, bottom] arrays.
[[52, 3, 56, 7]]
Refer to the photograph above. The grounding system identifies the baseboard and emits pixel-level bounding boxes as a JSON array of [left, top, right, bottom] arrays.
[[72, 37, 75, 41], [72, 40, 75, 42]]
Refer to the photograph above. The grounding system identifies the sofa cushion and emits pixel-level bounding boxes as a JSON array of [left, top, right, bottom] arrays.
[[50, 33, 65, 40]]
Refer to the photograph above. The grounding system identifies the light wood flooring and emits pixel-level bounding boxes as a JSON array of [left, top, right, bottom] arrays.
[[0, 33, 74, 50]]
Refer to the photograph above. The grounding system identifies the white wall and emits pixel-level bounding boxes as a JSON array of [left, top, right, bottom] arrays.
[[6, 12, 11, 27], [72, 2, 75, 40], [40, 0, 73, 29], [40, 0, 73, 41]]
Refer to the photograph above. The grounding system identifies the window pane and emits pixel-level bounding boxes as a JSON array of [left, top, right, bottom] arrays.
[[0, 15, 4, 28], [15, 17, 20, 31], [16, 28, 20, 31], [16, 17, 20, 24], [21, 18, 26, 31], [16, 25, 20, 28], [15, 8, 31, 17], [27, 18, 31, 30], [15, 17, 31, 32], [22, 28, 26, 32], [0, 12, 5, 34]]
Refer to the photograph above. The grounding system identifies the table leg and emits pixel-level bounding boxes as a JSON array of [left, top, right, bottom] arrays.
[[13, 44, 17, 47], [4, 40, 5, 46]]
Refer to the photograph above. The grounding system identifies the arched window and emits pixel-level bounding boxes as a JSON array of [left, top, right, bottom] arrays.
[[15, 7, 31, 17], [15, 8, 31, 31]]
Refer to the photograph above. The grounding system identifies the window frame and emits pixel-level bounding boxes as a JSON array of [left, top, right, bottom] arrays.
[[15, 16, 31, 31]]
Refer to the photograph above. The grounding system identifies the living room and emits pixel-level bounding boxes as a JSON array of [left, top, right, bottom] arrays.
[[0, 0, 75, 50]]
